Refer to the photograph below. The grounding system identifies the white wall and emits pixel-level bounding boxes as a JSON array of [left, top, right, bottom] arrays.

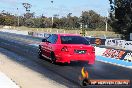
[[0, 29, 28, 35], [105, 39, 132, 51], [95, 46, 106, 56]]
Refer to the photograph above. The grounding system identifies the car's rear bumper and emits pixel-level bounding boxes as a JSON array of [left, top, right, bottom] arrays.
[[56, 53, 95, 64]]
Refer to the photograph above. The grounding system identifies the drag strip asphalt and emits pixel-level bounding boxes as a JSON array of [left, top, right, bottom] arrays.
[[0, 31, 131, 88]]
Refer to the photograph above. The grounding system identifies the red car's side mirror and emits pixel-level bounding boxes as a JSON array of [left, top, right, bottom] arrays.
[[42, 39, 47, 42], [42, 39, 51, 43]]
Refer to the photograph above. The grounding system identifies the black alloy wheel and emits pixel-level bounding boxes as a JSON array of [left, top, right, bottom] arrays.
[[38, 47, 43, 59], [51, 53, 56, 64]]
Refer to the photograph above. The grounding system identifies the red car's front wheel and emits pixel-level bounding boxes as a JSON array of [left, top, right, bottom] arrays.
[[38, 47, 43, 59], [51, 53, 56, 64]]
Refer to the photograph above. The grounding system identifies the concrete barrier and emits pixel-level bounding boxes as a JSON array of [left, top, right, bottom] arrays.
[[95, 46, 106, 56], [105, 39, 132, 51], [95, 46, 132, 68], [0, 29, 28, 35]]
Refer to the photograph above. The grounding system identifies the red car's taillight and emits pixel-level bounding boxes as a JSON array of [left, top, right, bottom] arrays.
[[61, 46, 69, 52]]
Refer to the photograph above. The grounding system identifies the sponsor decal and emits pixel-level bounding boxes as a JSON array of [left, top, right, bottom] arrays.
[[95, 38, 101, 45], [102, 49, 125, 59], [28, 31, 33, 36], [89, 38, 105, 45], [124, 52, 132, 62], [116, 40, 125, 48], [124, 41, 132, 50], [105, 39, 132, 51], [105, 39, 117, 46]]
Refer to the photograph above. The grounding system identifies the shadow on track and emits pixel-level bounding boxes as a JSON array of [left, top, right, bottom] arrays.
[[40, 56, 94, 68]]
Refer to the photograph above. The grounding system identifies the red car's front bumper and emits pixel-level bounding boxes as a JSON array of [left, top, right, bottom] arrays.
[[56, 53, 95, 64]]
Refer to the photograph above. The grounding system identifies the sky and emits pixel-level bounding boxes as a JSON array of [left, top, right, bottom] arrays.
[[0, 0, 110, 17]]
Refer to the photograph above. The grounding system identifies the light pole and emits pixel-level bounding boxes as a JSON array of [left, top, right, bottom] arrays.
[[79, 16, 85, 36], [105, 9, 109, 32], [17, 8, 19, 27], [105, 17, 108, 32], [51, 1, 54, 28]]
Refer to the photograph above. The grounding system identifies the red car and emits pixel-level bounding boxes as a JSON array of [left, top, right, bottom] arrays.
[[38, 34, 95, 64]]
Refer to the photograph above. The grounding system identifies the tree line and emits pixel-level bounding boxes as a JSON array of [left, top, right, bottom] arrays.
[[109, 0, 132, 40], [0, 10, 110, 31], [1, 0, 131, 40]]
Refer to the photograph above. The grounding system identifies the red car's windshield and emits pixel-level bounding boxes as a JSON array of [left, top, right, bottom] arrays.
[[60, 36, 90, 45]]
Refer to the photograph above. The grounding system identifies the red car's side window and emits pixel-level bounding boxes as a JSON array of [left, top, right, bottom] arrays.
[[47, 34, 58, 44]]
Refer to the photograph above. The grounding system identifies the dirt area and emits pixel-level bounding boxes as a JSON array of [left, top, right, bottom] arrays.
[[0, 48, 67, 88]]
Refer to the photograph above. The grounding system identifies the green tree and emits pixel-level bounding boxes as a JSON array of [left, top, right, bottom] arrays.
[[0, 14, 5, 25], [25, 18, 34, 27], [4, 15, 15, 26], [109, 0, 132, 40], [81, 10, 105, 30]]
